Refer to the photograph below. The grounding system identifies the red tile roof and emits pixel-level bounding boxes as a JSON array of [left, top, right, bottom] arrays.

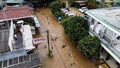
[[0, 6, 34, 20]]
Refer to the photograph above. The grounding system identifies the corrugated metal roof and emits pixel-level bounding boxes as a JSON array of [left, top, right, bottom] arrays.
[[86, 7, 120, 30], [0, 53, 41, 68], [0, 6, 34, 20]]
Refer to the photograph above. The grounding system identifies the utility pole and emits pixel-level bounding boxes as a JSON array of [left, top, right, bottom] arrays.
[[46, 30, 52, 57], [46, 30, 50, 51]]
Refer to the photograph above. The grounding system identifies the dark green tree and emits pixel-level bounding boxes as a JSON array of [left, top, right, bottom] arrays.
[[69, 0, 76, 6], [83, 0, 98, 9], [50, 1, 61, 12], [50, 1, 62, 18], [25, 0, 55, 8], [62, 16, 89, 42], [77, 35, 100, 58]]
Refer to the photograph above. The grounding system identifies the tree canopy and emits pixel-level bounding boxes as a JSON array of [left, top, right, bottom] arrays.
[[50, 1, 63, 18], [83, 0, 98, 9], [62, 16, 89, 42], [77, 35, 100, 58], [25, 0, 55, 8]]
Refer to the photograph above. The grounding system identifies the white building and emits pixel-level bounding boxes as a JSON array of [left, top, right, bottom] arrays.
[[83, 7, 120, 68]]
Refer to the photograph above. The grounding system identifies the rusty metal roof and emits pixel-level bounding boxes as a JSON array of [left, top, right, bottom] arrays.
[[0, 6, 34, 20]]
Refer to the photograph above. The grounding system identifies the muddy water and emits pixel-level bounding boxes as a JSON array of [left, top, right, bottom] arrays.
[[35, 7, 97, 68]]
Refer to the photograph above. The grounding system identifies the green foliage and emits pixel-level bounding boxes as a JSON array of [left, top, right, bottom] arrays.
[[61, 13, 101, 59], [83, 0, 98, 9], [62, 16, 89, 42], [47, 50, 53, 57], [86, 3, 97, 9], [69, 0, 75, 6], [61, 2, 66, 8], [54, 11, 62, 18], [98, 4, 110, 8], [77, 35, 100, 58], [50, 1, 61, 12], [50, 1, 63, 18], [25, 0, 55, 7], [73, 2, 82, 9]]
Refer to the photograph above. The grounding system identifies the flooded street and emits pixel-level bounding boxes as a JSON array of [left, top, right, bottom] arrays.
[[35, 7, 97, 68]]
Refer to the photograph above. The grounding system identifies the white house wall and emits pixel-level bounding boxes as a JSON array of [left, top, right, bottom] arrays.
[[86, 13, 120, 64], [8, 20, 14, 51], [22, 25, 35, 51]]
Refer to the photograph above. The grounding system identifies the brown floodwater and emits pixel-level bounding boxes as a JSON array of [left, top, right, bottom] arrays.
[[35, 7, 97, 68]]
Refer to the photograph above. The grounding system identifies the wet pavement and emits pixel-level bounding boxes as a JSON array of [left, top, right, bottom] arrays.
[[35, 7, 97, 68]]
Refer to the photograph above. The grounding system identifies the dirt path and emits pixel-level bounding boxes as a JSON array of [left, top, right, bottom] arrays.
[[35, 7, 97, 68]]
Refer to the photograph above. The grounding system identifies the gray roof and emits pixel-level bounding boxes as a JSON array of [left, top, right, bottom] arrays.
[[0, 53, 41, 68], [0, 29, 9, 53], [87, 7, 120, 30], [0, 48, 27, 61]]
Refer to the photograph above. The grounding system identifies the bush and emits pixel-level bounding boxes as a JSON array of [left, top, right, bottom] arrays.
[[77, 35, 100, 58]]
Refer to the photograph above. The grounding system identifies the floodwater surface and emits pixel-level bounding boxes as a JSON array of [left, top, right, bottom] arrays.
[[35, 7, 97, 68]]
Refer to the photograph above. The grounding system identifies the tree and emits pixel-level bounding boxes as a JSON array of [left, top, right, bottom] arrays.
[[25, 0, 55, 8], [83, 0, 98, 9], [77, 35, 100, 58], [62, 16, 89, 42], [68, 0, 76, 6], [50, 1, 63, 18], [50, 1, 61, 12]]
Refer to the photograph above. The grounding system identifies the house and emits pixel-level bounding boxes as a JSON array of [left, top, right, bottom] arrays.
[[0, 5, 41, 68], [83, 7, 120, 68], [0, 5, 40, 33]]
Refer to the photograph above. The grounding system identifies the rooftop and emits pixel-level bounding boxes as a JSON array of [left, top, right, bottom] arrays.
[[0, 53, 41, 68], [0, 29, 9, 53], [0, 6, 34, 20], [86, 7, 120, 30]]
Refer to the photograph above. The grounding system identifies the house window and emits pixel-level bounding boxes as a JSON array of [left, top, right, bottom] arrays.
[[90, 18, 94, 25], [103, 28, 113, 43], [114, 36, 120, 45], [117, 36, 120, 40], [85, 15, 89, 19]]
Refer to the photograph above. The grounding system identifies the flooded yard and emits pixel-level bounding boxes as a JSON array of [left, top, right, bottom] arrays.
[[35, 7, 97, 68]]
